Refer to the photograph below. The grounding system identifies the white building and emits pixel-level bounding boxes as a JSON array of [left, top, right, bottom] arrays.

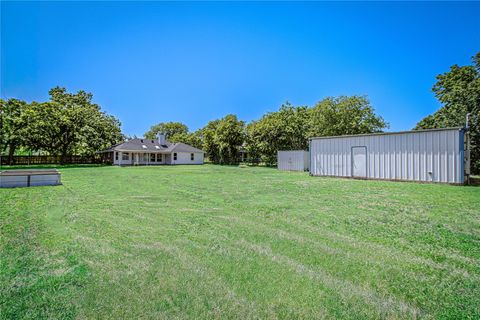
[[99, 134, 204, 166], [309, 127, 468, 184], [277, 150, 309, 171]]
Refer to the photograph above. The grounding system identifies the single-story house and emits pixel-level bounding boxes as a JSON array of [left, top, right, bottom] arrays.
[[99, 134, 204, 165]]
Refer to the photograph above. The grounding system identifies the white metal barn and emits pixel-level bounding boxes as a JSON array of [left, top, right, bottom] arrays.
[[309, 128, 468, 184], [278, 150, 309, 171]]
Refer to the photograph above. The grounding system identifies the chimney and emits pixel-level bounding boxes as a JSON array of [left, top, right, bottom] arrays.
[[158, 133, 166, 145]]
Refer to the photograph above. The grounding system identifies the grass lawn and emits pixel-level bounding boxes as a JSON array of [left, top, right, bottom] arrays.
[[1, 165, 479, 319]]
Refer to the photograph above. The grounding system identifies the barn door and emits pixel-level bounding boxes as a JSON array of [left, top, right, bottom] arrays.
[[351, 146, 367, 178], [288, 156, 293, 171]]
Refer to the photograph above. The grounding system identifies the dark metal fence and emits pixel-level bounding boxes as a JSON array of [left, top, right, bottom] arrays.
[[0, 155, 111, 165]]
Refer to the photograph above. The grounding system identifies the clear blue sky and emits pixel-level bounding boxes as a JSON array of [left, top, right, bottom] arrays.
[[1, 1, 479, 136]]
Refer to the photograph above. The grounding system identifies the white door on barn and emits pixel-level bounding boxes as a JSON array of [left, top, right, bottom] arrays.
[[352, 146, 367, 178]]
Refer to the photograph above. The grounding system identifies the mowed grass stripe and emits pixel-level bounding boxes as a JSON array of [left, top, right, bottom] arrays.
[[1, 165, 479, 319]]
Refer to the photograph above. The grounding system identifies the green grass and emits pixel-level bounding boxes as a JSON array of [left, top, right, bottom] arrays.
[[1, 165, 479, 319]]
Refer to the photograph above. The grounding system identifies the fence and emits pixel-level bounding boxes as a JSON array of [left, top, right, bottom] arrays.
[[0, 155, 110, 166]]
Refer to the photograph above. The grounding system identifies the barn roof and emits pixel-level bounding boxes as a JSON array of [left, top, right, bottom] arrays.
[[309, 127, 464, 141]]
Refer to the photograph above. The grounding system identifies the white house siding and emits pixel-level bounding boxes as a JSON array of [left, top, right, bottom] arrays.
[[309, 128, 465, 184], [112, 151, 204, 166], [172, 152, 204, 165], [113, 152, 166, 165], [165, 154, 172, 164], [114, 151, 133, 165], [278, 151, 309, 171]]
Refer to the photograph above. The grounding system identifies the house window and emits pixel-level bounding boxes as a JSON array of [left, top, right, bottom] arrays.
[[191, 153, 194, 161], [122, 153, 129, 160], [157, 154, 162, 162], [115, 152, 118, 161], [151, 154, 156, 162], [143, 153, 149, 162], [173, 153, 177, 161]]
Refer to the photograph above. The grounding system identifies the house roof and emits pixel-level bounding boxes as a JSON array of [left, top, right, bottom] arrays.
[[169, 142, 204, 153], [98, 138, 204, 153]]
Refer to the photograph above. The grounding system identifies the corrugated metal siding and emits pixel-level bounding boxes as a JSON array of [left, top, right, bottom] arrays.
[[310, 129, 464, 183], [278, 151, 309, 171]]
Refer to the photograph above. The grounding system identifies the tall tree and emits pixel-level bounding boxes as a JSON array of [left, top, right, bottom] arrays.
[[76, 112, 124, 155], [201, 119, 221, 163], [0, 99, 28, 164], [22, 101, 64, 156], [22, 87, 123, 161], [166, 131, 203, 150], [201, 115, 245, 164], [415, 52, 480, 174], [215, 114, 245, 164], [246, 103, 310, 164], [144, 122, 188, 140], [308, 96, 388, 137]]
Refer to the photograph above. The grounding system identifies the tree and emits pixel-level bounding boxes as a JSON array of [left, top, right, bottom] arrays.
[[201, 119, 221, 163], [22, 87, 123, 162], [76, 112, 124, 155], [245, 103, 310, 164], [166, 131, 203, 150], [200, 115, 245, 164], [215, 114, 245, 164], [244, 98, 386, 165], [22, 101, 64, 156], [0, 99, 28, 164], [308, 96, 388, 137], [415, 51, 480, 174], [144, 122, 188, 140]]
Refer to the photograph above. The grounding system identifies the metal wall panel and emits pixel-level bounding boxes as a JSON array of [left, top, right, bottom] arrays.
[[310, 128, 464, 184], [278, 151, 309, 171]]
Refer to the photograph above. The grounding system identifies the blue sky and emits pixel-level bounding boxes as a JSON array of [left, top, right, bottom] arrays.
[[1, 1, 479, 136]]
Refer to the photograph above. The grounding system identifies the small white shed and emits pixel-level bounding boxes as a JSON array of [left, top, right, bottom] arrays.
[[278, 150, 309, 172]]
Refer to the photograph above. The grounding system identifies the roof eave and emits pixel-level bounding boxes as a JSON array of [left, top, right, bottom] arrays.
[[309, 127, 465, 141]]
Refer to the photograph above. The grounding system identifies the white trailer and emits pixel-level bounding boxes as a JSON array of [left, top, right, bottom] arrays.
[[278, 150, 309, 172], [309, 128, 468, 184]]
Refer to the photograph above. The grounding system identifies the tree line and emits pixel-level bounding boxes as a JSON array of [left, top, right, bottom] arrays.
[[415, 52, 480, 174], [0, 87, 123, 164], [144, 95, 388, 165], [144, 51, 479, 173], [1, 51, 478, 173]]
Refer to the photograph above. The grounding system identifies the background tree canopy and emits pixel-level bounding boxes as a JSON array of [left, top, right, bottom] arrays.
[[0, 99, 28, 163], [144, 122, 189, 140], [4, 52, 477, 171], [308, 96, 388, 137], [415, 51, 479, 174], [245, 97, 387, 164], [0, 87, 123, 163], [246, 103, 310, 165], [144, 122, 203, 150], [139, 97, 386, 165], [200, 115, 245, 164]]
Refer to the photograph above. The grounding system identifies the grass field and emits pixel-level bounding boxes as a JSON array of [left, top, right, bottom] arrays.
[[1, 165, 479, 319]]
